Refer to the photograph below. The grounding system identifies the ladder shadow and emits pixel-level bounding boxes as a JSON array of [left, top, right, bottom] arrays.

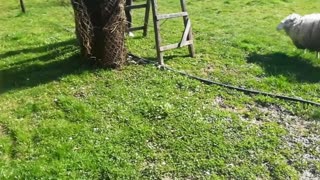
[[143, 54, 191, 63]]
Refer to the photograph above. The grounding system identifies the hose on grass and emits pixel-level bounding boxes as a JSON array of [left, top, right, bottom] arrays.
[[128, 53, 320, 107]]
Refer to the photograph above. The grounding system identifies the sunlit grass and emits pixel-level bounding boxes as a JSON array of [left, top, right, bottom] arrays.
[[0, 0, 319, 179]]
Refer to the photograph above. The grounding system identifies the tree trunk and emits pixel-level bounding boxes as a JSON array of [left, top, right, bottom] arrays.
[[71, 0, 127, 68], [20, 0, 26, 13]]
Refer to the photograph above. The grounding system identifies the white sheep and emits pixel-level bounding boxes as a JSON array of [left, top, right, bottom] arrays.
[[277, 13, 320, 58]]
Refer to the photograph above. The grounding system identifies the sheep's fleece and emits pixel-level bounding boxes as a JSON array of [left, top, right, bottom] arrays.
[[277, 13, 320, 51]]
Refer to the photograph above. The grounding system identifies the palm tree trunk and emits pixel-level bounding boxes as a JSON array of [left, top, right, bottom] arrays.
[[71, 0, 127, 68]]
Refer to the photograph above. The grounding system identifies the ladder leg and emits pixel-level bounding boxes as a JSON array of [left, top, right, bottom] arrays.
[[125, 0, 133, 31], [180, 0, 195, 57], [143, 0, 151, 36], [151, 0, 164, 65]]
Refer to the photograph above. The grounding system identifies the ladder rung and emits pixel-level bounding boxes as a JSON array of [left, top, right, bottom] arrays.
[[129, 26, 145, 32], [126, 4, 147, 10], [160, 40, 193, 52], [156, 12, 188, 20]]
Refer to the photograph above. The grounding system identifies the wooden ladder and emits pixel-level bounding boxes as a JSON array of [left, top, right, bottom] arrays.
[[126, 0, 195, 65], [125, 0, 151, 37]]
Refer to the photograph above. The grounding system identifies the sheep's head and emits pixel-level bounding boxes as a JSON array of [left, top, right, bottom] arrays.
[[277, 13, 301, 30]]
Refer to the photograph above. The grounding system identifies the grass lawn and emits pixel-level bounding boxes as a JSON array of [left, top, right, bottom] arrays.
[[0, 0, 320, 179]]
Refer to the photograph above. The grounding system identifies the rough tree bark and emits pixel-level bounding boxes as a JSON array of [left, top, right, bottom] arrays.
[[71, 0, 127, 68]]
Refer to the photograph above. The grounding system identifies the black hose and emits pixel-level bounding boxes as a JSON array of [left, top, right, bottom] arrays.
[[128, 53, 320, 107]]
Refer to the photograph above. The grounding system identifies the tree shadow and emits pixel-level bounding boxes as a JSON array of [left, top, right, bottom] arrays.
[[0, 40, 76, 60], [0, 39, 95, 94], [246, 52, 320, 83]]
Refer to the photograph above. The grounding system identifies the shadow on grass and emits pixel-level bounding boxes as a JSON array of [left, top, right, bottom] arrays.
[[142, 54, 191, 63], [0, 39, 95, 94], [247, 52, 320, 83], [0, 39, 75, 60]]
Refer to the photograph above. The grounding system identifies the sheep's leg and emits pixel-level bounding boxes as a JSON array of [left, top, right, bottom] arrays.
[[317, 51, 320, 59]]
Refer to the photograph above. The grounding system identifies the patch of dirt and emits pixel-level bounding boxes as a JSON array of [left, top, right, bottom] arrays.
[[301, 170, 319, 180], [247, 103, 320, 179], [0, 124, 7, 137], [200, 65, 215, 76], [0, 125, 3, 136], [213, 96, 320, 178]]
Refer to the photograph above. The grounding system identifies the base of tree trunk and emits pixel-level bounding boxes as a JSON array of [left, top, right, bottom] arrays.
[[71, 0, 127, 68]]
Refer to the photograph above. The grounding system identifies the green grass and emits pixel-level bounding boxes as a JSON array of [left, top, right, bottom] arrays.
[[0, 0, 320, 179]]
